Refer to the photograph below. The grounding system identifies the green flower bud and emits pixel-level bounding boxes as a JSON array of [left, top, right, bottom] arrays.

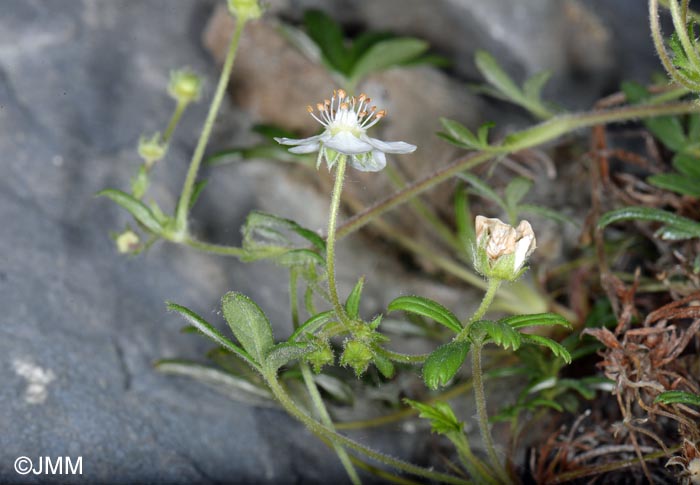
[[115, 230, 140, 254], [168, 68, 202, 104], [473, 216, 536, 281], [340, 340, 373, 376], [304, 340, 334, 374], [138, 133, 167, 167], [227, 0, 262, 22]]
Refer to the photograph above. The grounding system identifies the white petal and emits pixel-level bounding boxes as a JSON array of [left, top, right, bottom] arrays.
[[350, 150, 386, 172], [362, 135, 416, 154], [288, 142, 320, 154], [324, 131, 373, 155], [274, 134, 323, 146]]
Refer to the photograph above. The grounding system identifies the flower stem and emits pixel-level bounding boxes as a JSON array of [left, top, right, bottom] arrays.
[[471, 343, 511, 484], [261, 368, 472, 485], [336, 101, 700, 240], [163, 99, 188, 144], [300, 363, 361, 485], [182, 237, 246, 257], [325, 156, 356, 332], [457, 278, 501, 341], [174, 17, 246, 237]]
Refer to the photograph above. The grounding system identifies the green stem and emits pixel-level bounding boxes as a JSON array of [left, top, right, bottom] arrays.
[[163, 99, 188, 144], [174, 18, 246, 236], [374, 346, 430, 364], [649, 0, 700, 91], [262, 369, 472, 485], [300, 364, 361, 484], [449, 431, 499, 485], [669, 0, 700, 71], [470, 344, 511, 484], [182, 237, 246, 257], [325, 156, 356, 332], [289, 267, 300, 329], [457, 278, 501, 340], [336, 101, 700, 240]]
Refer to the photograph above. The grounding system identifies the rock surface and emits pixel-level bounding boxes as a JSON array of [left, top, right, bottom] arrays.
[[0, 0, 663, 483]]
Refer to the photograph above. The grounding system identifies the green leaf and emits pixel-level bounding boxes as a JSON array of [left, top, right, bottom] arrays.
[[500, 312, 572, 331], [648, 173, 700, 196], [673, 153, 700, 179], [388, 296, 462, 333], [265, 342, 312, 372], [597, 206, 700, 240], [349, 38, 428, 85], [97, 189, 163, 233], [470, 320, 522, 350], [348, 31, 394, 65], [523, 71, 552, 102], [166, 302, 257, 368], [241, 211, 325, 262], [454, 185, 475, 253], [474, 50, 523, 105], [275, 249, 325, 268], [504, 176, 533, 209], [520, 334, 572, 364], [373, 352, 396, 379], [422, 340, 470, 390], [646, 116, 687, 152], [654, 390, 700, 406], [458, 172, 507, 212], [303, 10, 351, 74], [621, 80, 649, 103], [288, 311, 335, 342], [404, 399, 463, 434], [345, 276, 365, 319], [221, 292, 275, 364], [439, 118, 480, 148], [477, 121, 495, 146], [189, 179, 208, 209], [155, 360, 274, 406]]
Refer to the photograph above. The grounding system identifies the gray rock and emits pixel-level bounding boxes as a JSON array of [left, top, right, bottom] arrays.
[[0, 0, 351, 482]]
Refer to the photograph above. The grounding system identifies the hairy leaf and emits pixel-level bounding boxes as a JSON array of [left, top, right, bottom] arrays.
[[388, 296, 462, 333], [222, 292, 275, 364], [422, 340, 470, 390], [97, 189, 163, 233]]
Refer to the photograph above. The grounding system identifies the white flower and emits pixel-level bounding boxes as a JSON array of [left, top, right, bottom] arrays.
[[274, 89, 416, 172], [473, 216, 536, 281]]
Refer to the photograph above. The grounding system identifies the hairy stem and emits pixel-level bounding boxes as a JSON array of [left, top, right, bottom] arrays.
[[336, 101, 700, 239], [262, 369, 472, 485], [325, 156, 356, 332], [163, 99, 188, 144], [457, 278, 501, 340], [300, 363, 361, 484], [471, 344, 511, 484], [174, 17, 246, 236]]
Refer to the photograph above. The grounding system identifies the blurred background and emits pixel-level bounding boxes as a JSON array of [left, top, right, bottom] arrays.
[[0, 0, 664, 482]]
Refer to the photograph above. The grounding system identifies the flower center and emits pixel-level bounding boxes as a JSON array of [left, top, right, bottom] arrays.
[[306, 89, 386, 137]]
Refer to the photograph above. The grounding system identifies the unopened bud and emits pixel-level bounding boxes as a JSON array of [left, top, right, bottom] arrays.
[[168, 68, 202, 104], [304, 339, 334, 374], [227, 0, 262, 22], [138, 133, 167, 167], [340, 340, 373, 376]]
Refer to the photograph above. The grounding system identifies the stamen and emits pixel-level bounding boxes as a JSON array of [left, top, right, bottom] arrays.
[[316, 103, 325, 112], [340, 102, 349, 110], [306, 105, 313, 113], [337, 89, 347, 100], [376, 109, 387, 118]]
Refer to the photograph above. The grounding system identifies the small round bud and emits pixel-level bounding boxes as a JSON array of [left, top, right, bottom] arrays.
[[340, 340, 373, 376], [168, 68, 202, 104], [115, 230, 140, 254], [304, 339, 334, 373], [227, 0, 262, 22], [138, 133, 167, 167]]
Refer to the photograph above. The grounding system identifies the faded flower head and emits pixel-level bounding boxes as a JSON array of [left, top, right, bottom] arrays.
[[115, 230, 141, 254], [473, 216, 536, 281], [274, 89, 416, 172], [227, 0, 262, 21]]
